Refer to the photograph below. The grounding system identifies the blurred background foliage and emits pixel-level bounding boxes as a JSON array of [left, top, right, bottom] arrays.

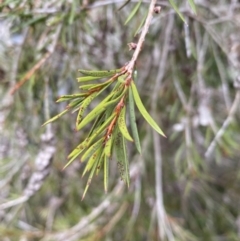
[[1, 0, 240, 240]]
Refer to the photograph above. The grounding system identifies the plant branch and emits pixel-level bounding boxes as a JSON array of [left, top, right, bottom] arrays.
[[205, 90, 240, 159], [125, 0, 158, 77]]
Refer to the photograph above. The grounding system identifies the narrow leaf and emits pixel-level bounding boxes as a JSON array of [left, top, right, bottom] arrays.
[[56, 93, 87, 102], [67, 139, 88, 159], [115, 129, 129, 186], [42, 109, 68, 126], [87, 113, 115, 146], [63, 151, 82, 169], [76, 86, 126, 131], [82, 148, 102, 177], [68, 98, 84, 109], [187, 0, 197, 14], [104, 135, 113, 157], [82, 149, 102, 200], [118, 105, 133, 142], [124, 0, 142, 25], [128, 87, 141, 153], [87, 112, 106, 138], [77, 76, 104, 82], [104, 154, 109, 193], [168, 0, 186, 22], [76, 92, 98, 127], [131, 82, 166, 137], [81, 138, 104, 162], [122, 134, 130, 187], [96, 152, 105, 175], [115, 130, 126, 182], [134, 9, 148, 36], [78, 69, 121, 77], [79, 83, 97, 90]]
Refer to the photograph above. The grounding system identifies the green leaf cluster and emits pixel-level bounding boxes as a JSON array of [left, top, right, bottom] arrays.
[[44, 67, 165, 198]]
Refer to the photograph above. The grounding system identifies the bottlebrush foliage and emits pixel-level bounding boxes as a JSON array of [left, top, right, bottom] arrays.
[[43, 66, 165, 199]]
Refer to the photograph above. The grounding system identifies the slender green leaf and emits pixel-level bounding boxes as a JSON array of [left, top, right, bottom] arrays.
[[76, 92, 98, 127], [68, 98, 84, 109], [42, 109, 68, 126], [115, 129, 130, 186], [134, 9, 148, 36], [187, 0, 197, 14], [104, 154, 109, 193], [131, 82, 166, 137], [77, 76, 104, 82], [79, 83, 98, 90], [96, 152, 105, 175], [118, 105, 133, 142], [128, 87, 141, 153], [76, 86, 126, 131], [87, 113, 115, 146], [67, 139, 88, 159], [104, 135, 113, 157], [82, 148, 102, 177], [168, 0, 186, 22], [115, 130, 126, 182], [81, 138, 104, 162], [56, 93, 87, 102], [125, 0, 142, 25], [82, 149, 102, 200], [78, 68, 121, 77], [63, 151, 82, 170], [89, 79, 113, 90], [122, 134, 130, 188], [69, 0, 77, 24], [87, 112, 106, 138], [68, 114, 114, 161]]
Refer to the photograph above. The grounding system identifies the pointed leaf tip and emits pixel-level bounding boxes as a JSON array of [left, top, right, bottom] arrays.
[[130, 82, 166, 137]]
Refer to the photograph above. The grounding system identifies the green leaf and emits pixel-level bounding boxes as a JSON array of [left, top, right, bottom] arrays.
[[68, 98, 84, 110], [134, 9, 148, 36], [118, 105, 133, 142], [104, 154, 109, 193], [56, 93, 87, 102], [115, 130, 125, 182], [128, 87, 141, 153], [82, 149, 102, 200], [81, 138, 104, 162], [124, 0, 142, 25], [187, 0, 197, 14], [115, 129, 130, 187], [67, 113, 114, 164], [78, 69, 121, 77], [69, 0, 77, 24], [96, 152, 105, 175], [77, 76, 104, 82], [76, 92, 98, 127], [168, 0, 186, 22], [130, 81, 166, 137], [76, 85, 126, 131], [104, 135, 113, 158], [87, 113, 115, 147], [67, 139, 89, 160], [42, 109, 68, 126], [87, 112, 106, 138], [64, 138, 90, 169], [122, 134, 130, 187], [79, 83, 98, 90], [82, 148, 102, 177], [63, 151, 82, 170]]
